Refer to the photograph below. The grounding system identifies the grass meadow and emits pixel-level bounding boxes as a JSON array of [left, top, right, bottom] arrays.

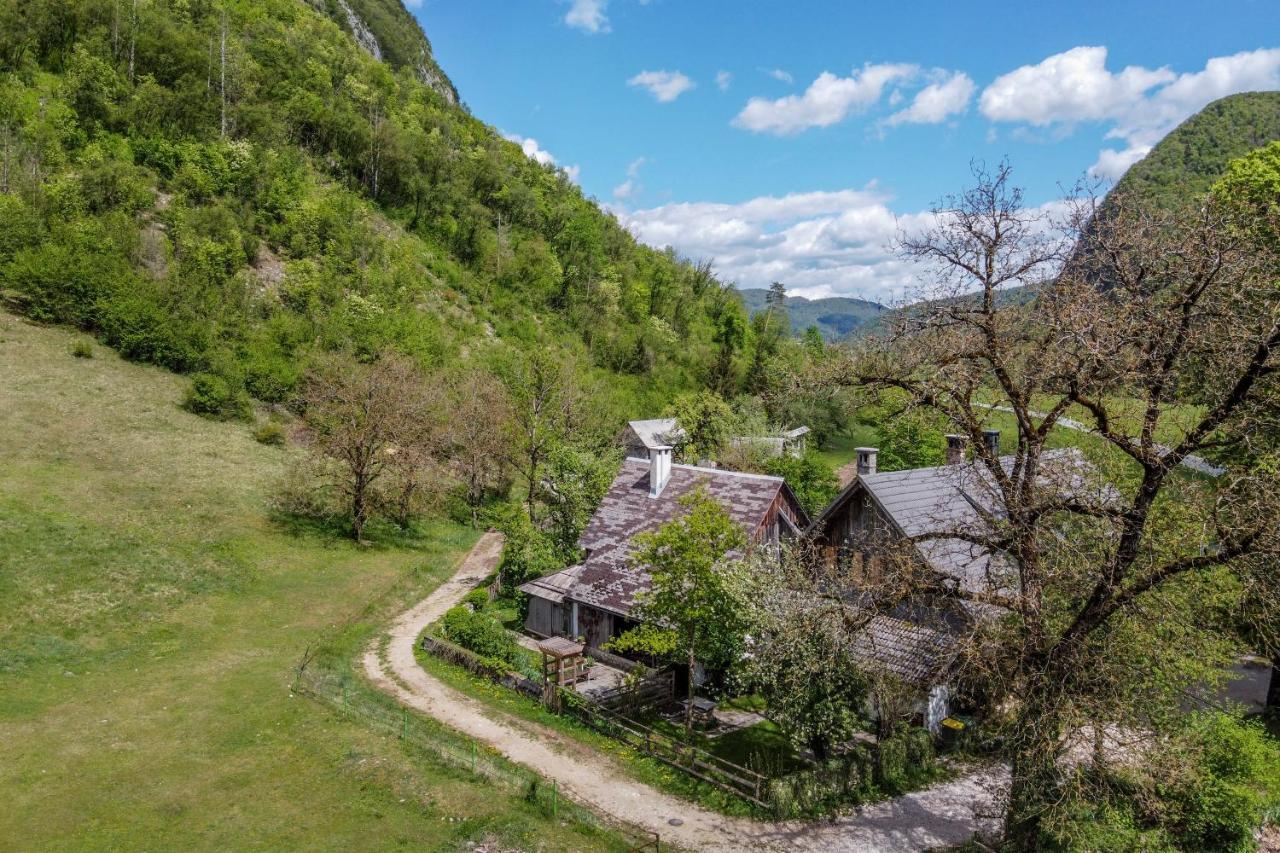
[[0, 313, 628, 851]]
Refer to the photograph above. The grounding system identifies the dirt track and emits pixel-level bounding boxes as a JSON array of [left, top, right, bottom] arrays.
[[362, 531, 1005, 851]]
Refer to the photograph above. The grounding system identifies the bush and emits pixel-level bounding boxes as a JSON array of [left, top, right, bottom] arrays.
[[463, 588, 491, 610], [876, 736, 909, 791], [440, 605, 518, 665], [71, 339, 94, 358], [97, 286, 211, 372], [253, 420, 287, 446], [183, 372, 250, 420]]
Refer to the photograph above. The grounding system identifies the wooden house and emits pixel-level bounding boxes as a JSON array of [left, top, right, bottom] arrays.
[[521, 421, 810, 650]]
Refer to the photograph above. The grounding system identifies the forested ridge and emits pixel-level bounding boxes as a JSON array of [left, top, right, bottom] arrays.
[[0, 0, 764, 419]]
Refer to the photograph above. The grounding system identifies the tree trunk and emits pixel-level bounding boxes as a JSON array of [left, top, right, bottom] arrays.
[[1267, 653, 1280, 712], [219, 10, 227, 139], [1003, 703, 1063, 850], [685, 644, 696, 742]]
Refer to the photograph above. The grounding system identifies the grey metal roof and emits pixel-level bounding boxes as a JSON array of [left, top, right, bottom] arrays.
[[831, 448, 1101, 593], [625, 418, 684, 451], [557, 459, 796, 616]]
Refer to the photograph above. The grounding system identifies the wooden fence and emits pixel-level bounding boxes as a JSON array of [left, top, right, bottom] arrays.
[[560, 690, 770, 809], [590, 671, 674, 715], [421, 633, 770, 809]]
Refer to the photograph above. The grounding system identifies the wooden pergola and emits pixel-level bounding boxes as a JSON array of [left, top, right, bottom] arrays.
[[537, 637, 586, 709]]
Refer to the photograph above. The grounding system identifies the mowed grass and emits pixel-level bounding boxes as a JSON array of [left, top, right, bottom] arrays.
[[0, 314, 628, 851]]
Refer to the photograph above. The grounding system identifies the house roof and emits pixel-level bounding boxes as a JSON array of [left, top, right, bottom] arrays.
[[853, 613, 960, 686], [542, 458, 806, 617], [812, 448, 1102, 594], [518, 564, 585, 605], [625, 418, 684, 451]]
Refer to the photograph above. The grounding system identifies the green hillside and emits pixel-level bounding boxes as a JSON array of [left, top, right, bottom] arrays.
[[0, 311, 627, 850], [0, 0, 754, 418], [738, 287, 886, 340], [1109, 91, 1280, 211]]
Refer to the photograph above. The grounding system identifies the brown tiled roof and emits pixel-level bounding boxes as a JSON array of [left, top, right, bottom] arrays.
[[565, 458, 793, 616]]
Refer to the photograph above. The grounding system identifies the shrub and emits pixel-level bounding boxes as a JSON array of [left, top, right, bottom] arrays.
[[440, 605, 518, 665], [253, 420, 287, 446], [71, 339, 94, 358], [463, 588, 491, 610], [876, 736, 909, 791], [183, 372, 250, 420], [97, 286, 211, 372]]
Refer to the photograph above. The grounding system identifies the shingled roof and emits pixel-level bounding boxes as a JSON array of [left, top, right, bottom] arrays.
[[526, 457, 807, 617], [812, 448, 1101, 593]]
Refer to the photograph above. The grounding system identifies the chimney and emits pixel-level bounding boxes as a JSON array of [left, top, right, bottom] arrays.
[[856, 447, 878, 476], [649, 445, 673, 498], [982, 429, 1001, 458], [945, 434, 967, 466]]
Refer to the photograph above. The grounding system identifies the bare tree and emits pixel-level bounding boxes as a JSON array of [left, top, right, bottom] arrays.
[[808, 163, 1280, 844], [303, 353, 433, 542], [444, 369, 513, 526]]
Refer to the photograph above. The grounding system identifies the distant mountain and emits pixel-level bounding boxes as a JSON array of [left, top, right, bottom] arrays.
[[737, 289, 887, 340]]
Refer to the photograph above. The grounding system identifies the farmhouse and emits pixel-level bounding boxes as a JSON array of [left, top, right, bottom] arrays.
[[808, 432, 1104, 730], [521, 421, 810, 649]]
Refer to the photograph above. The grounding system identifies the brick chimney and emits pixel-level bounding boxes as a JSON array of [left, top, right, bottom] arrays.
[[982, 429, 1001, 458], [649, 445, 673, 498], [945, 434, 967, 465], [856, 447, 878, 476]]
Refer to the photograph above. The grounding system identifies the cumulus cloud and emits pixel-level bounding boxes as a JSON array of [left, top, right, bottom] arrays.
[[565, 0, 609, 34], [883, 71, 976, 126], [616, 186, 928, 302], [980, 46, 1280, 180], [613, 157, 647, 200], [502, 132, 580, 182], [734, 64, 917, 135], [716, 70, 733, 92], [628, 70, 696, 103], [618, 190, 1070, 301]]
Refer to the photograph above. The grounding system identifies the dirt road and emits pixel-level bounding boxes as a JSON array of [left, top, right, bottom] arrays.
[[362, 531, 1004, 851]]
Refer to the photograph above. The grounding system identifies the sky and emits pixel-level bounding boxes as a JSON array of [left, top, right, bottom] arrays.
[[406, 0, 1280, 303]]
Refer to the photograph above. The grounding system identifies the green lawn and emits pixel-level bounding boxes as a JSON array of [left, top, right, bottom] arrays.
[[815, 424, 881, 471], [0, 314, 628, 851]]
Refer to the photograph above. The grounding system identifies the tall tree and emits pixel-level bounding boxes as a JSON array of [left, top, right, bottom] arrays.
[[622, 489, 748, 740], [500, 348, 587, 520], [302, 353, 433, 542], [443, 369, 512, 527], [808, 163, 1280, 845]]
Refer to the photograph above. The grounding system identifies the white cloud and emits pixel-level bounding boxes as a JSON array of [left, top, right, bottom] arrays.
[[628, 70, 695, 103], [716, 70, 732, 92], [502, 132, 580, 182], [616, 186, 926, 302], [766, 68, 794, 84], [981, 46, 1280, 180], [613, 157, 646, 200], [884, 71, 975, 126], [565, 0, 609, 34], [734, 64, 917, 135], [617, 190, 1069, 302], [980, 46, 1173, 126]]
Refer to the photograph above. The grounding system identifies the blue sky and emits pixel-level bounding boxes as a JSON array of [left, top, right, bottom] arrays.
[[408, 0, 1280, 302]]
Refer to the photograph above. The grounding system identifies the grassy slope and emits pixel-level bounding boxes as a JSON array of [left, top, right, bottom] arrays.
[[0, 313, 624, 851]]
